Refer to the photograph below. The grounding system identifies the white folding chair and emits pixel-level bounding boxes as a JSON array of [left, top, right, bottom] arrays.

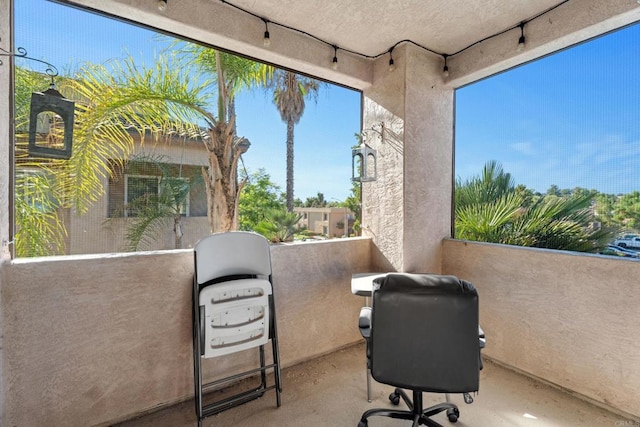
[[193, 231, 282, 419]]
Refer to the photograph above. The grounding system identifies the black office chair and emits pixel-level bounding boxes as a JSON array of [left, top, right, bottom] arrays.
[[357, 273, 484, 427]]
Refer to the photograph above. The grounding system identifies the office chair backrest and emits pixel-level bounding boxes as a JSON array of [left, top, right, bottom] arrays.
[[370, 273, 480, 394], [194, 231, 272, 285]]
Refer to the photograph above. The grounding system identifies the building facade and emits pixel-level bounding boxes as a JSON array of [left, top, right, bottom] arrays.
[[294, 207, 354, 238]]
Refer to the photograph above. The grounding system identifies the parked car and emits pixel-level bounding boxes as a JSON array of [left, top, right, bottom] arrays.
[[612, 235, 640, 249], [600, 244, 640, 258]]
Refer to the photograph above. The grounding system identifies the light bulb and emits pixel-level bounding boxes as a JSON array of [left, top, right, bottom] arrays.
[[443, 65, 449, 77], [158, 0, 167, 11], [263, 31, 271, 47], [517, 23, 526, 52], [331, 46, 339, 71], [388, 48, 396, 72]]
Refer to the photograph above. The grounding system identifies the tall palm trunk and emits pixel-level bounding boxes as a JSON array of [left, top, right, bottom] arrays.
[[286, 119, 295, 212], [272, 71, 319, 213], [198, 51, 249, 233], [203, 119, 248, 233]]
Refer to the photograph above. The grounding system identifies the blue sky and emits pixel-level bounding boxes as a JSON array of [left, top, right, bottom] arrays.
[[15, 1, 640, 199], [456, 22, 640, 195]]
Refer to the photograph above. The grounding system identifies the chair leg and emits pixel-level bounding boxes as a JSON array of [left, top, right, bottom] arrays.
[[269, 294, 282, 406], [271, 336, 282, 407], [193, 286, 204, 419], [259, 345, 267, 387]]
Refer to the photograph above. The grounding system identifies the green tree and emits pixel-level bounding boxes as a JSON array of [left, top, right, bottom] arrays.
[[546, 185, 561, 197], [612, 191, 640, 231], [238, 169, 285, 231], [344, 180, 362, 236], [269, 71, 321, 211], [303, 192, 326, 207], [595, 193, 616, 226]]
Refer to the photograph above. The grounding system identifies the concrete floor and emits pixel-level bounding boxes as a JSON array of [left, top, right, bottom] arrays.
[[117, 342, 636, 427]]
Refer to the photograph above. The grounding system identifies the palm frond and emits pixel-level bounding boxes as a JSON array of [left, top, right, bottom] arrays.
[[14, 171, 67, 257]]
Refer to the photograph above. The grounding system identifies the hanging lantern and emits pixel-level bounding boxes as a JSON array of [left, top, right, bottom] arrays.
[[0, 44, 75, 159], [28, 82, 75, 159], [351, 142, 377, 183]]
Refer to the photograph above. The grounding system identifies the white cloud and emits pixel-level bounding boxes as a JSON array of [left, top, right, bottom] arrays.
[[510, 141, 536, 156]]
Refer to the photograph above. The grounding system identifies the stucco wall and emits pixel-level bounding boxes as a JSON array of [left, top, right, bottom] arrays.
[[442, 238, 640, 419], [362, 44, 454, 274], [361, 49, 406, 271], [402, 45, 453, 274], [0, 0, 10, 258], [1, 238, 374, 426]]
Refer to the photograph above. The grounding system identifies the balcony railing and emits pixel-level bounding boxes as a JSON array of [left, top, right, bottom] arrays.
[[1, 237, 639, 425]]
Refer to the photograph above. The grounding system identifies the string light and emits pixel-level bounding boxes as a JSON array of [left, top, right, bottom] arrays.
[[218, 0, 571, 73], [262, 18, 271, 47], [158, 0, 167, 11], [388, 48, 395, 72], [517, 22, 526, 51]]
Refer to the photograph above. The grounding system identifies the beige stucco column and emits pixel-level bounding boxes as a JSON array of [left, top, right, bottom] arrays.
[[362, 43, 453, 273], [0, 0, 10, 420], [0, 0, 11, 261]]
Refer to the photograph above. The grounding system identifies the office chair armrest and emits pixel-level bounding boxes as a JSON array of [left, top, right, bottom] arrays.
[[478, 325, 486, 349], [359, 307, 372, 339], [478, 325, 486, 370]]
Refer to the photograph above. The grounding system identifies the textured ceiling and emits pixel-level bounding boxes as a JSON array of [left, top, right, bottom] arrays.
[[224, 0, 564, 57]]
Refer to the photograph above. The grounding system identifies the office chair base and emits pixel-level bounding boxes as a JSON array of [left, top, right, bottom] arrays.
[[358, 388, 459, 427]]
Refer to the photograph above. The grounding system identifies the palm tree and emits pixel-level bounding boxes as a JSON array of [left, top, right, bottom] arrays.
[[14, 67, 69, 256], [455, 160, 515, 210], [455, 160, 615, 251], [108, 153, 203, 251], [15, 65, 135, 257], [14, 46, 270, 256], [14, 169, 67, 257], [269, 71, 320, 211], [70, 53, 254, 236], [254, 207, 302, 243], [170, 45, 268, 231]]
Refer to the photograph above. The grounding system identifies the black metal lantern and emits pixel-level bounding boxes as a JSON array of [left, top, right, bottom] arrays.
[[352, 142, 377, 182], [28, 83, 75, 159], [1, 44, 75, 159]]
